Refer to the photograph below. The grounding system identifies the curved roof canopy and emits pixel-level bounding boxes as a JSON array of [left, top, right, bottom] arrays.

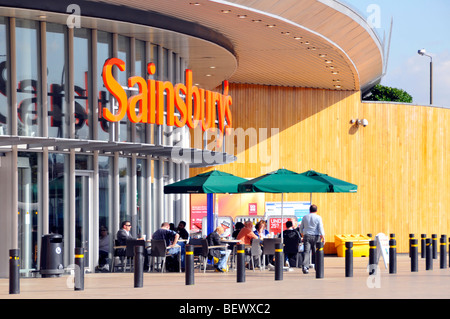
[[2, 0, 384, 91]]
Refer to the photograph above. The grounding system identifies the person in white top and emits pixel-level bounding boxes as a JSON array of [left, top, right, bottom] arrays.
[[299, 204, 325, 274]]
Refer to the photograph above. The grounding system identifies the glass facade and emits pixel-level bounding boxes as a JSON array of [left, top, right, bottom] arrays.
[[0, 15, 191, 275]]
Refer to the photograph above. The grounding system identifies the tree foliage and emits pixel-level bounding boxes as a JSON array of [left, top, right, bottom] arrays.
[[364, 84, 413, 103]]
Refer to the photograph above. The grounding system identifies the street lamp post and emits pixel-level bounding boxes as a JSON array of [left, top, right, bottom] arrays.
[[418, 49, 433, 105]]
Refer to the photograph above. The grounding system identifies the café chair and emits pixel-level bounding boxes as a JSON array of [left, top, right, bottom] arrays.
[[247, 238, 262, 271], [200, 238, 228, 273], [150, 239, 181, 272], [111, 239, 126, 272], [262, 238, 282, 269], [188, 238, 204, 271]]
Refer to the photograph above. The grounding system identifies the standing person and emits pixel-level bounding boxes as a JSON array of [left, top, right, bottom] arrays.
[[207, 226, 231, 272], [299, 204, 325, 274]]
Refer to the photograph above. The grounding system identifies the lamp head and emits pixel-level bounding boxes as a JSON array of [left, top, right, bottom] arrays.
[[418, 49, 426, 56]]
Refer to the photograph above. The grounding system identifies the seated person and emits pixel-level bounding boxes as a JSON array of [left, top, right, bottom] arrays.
[[116, 221, 149, 270], [237, 221, 261, 269], [176, 221, 190, 240], [98, 226, 110, 271], [152, 222, 184, 270], [253, 220, 269, 239], [207, 226, 231, 272], [282, 220, 302, 267], [232, 222, 244, 239]]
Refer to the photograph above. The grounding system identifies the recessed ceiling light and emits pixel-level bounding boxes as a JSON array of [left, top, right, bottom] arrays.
[[221, 9, 231, 13], [334, 85, 342, 88], [252, 19, 262, 23], [281, 32, 290, 36], [210, 66, 216, 69], [331, 71, 339, 74], [325, 60, 333, 63], [189, 2, 201, 5], [237, 15, 247, 18], [266, 24, 276, 28], [307, 47, 317, 50], [333, 79, 341, 82], [319, 54, 327, 57], [294, 36, 302, 40], [304, 41, 310, 45], [206, 74, 212, 77]]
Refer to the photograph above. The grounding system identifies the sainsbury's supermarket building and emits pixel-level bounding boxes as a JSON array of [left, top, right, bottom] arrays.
[[0, 0, 449, 277]]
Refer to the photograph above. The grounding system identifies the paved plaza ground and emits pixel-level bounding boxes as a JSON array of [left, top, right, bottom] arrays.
[[1, 254, 449, 301]]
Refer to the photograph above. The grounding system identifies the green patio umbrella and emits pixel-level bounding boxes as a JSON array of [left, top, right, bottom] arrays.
[[164, 170, 247, 234], [299, 169, 358, 202], [238, 168, 322, 241]]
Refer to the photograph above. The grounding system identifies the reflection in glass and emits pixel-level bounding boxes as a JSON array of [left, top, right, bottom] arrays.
[[18, 152, 39, 272], [16, 19, 40, 137], [0, 17, 8, 135], [46, 23, 67, 138], [48, 153, 67, 236], [97, 31, 112, 141], [119, 157, 129, 223], [98, 156, 112, 236], [134, 39, 146, 143], [74, 28, 91, 139]]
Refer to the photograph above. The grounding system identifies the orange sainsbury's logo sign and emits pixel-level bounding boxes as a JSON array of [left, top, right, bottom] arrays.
[[102, 58, 232, 136]]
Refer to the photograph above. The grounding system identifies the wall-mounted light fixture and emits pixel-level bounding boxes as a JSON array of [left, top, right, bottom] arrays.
[[350, 119, 368, 127]]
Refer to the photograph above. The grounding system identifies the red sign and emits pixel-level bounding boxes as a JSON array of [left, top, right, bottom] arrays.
[[268, 217, 293, 235], [248, 203, 257, 215]]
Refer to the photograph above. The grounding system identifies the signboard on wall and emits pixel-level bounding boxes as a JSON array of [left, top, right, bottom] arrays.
[[265, 201, 311, 223]]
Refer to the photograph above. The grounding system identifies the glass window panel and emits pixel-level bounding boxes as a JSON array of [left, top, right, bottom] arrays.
[[73, 28, 91, 139], [117, 35, 130, 142], [46, 23, 67, 138], [98, 155, 112, 240], [48, 153, 68, 236], [0, 17, 8, 135], [18, 152, 40, 272], [119, 157, 129, 223], [16, 19, 40, 137], [134, 39, 146, 143], [97, 31, 112, 141]]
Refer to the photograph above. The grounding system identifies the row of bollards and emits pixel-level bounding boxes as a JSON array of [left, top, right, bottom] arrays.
[[8, 233, 448, 294]]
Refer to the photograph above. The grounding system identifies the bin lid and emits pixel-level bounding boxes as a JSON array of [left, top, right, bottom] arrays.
[[334, 234, 371, 246]]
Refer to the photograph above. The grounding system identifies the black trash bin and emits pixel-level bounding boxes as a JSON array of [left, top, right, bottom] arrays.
[[40, 234, 64, 278]]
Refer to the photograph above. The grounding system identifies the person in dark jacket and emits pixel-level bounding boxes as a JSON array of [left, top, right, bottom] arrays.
[[207, 226, 231, 272]]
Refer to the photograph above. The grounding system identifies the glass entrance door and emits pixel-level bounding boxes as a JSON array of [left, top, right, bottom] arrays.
[[74, 171, 93, 271]]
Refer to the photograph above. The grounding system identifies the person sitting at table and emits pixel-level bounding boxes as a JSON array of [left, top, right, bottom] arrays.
[[237, 221, 258, 245], [116, 221, 150, 270], [232, 222, 244, 239], [253, 220, 269, 239], [176, 221, 190, 240], [152, 222, 184, 271], [207, 226, 231, 272]]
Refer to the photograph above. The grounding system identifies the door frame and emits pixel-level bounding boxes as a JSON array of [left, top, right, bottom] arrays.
[[73, 170, 95, 272]]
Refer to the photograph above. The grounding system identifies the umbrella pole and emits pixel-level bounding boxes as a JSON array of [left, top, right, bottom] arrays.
[[281, 193, 284, 243]]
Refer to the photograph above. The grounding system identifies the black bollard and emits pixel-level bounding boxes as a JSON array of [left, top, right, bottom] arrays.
[[74, 248, 84, 291], [440, 236, 447, 269], [9, 249, 20, 295], [134, 245, 144, 288], [345, 241, 353, 277], [389, 238, 397, 274], [185, 245, 194, 285], [315, 242, 324, 279], [425, 238, 433, 270], [236, 244, 245, 283], [432, 234, 438, 259], [421, 234, 426, 258], [410, 239, 418, 272], [274, 243, 283, 281], [368, 240, 377, 275], [409, 234, 415, 257]]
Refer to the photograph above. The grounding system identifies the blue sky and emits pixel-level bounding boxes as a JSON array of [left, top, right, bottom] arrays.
[[343, 0, 450, 107]]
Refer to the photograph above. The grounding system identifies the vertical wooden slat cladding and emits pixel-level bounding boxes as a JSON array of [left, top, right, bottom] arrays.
[[191, 83, 450, 254]]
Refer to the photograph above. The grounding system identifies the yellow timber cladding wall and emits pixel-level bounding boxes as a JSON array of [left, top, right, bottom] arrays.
[[191, 83, 450, 254]]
